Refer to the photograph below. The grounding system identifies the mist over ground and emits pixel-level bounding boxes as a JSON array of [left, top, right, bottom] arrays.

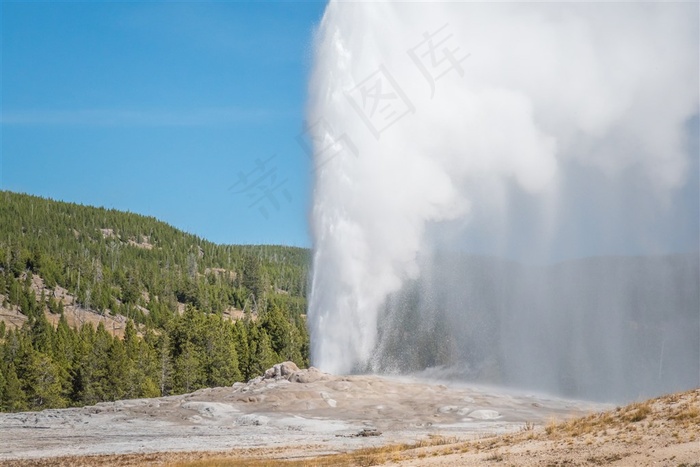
[[375, 252, 699, 403], [306, 1, 699, 403]]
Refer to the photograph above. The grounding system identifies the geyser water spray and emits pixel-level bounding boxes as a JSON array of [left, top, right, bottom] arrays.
[[306, 2, 699, 400]]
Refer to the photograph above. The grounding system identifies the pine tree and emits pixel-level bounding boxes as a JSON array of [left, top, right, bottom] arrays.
[[106, 338, 129, 400], [0, 363, 27, 411], [155, 333, 173, 396], [24, 352, 66, 409], [242, 255, 270, 310], [72, 323, 111, 405], [204, 319, 241, 387], [261, 302, 292, 358], [135, 337, 160, 398], [123, 320, 139, 360], [173, 341, 203, 394], [233, 320, 251, 380], [118, 323, 160, 399], [249, 327, 279, 378], [30, 312, 53, 354], [48, 314, 74, 400], [0, 365, 5, 408]]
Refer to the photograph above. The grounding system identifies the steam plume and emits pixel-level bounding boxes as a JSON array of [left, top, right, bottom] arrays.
[[306, 1, 699, 389]]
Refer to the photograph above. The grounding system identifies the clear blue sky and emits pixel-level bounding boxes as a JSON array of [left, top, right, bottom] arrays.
[[1, 1, 327, 247]]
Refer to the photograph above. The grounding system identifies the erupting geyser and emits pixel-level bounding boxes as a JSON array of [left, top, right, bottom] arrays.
[[307, 2, 699, 401]]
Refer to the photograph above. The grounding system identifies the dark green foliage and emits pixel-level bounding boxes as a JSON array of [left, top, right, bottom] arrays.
[[261, 300, 306, 365], [23, 351, 66, 409], [248, 326, 279, 379], [0, 363, 27, 411], [0, 303, 308, 411], [0, 190, 311, 412]]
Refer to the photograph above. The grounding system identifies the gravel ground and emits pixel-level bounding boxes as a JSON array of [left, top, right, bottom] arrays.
[[0, 366, 609, 465]]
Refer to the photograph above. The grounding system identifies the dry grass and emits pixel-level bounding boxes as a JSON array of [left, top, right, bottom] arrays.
[[167, 436, 461, 467], [484, 451, 504, 462], [622, 401, 652, 423], [520, 421, 535, 432], [537, 389, 699, 442]]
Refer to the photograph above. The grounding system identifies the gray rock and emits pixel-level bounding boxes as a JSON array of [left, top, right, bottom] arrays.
[[264, 362, 300, 380], [289, 367, 329, 384]]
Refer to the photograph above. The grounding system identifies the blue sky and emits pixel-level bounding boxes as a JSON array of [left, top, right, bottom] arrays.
[[1, 1, 327, 247], [2, 2, 697, 258]]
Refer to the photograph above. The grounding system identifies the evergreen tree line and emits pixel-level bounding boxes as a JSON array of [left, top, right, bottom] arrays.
[[0, 301, 308, 412]]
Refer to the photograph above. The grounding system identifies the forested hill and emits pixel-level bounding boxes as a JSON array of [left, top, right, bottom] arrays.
[[0, 190, 311, 412]]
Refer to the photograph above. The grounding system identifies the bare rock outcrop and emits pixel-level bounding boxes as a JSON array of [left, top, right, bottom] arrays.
[[264, 361, 300, 380], [289, 366, 329, 383], [255, 362, 331, 384]]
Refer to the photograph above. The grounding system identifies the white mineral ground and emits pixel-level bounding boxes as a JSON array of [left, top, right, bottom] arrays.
[[0, 362, 610, 463]]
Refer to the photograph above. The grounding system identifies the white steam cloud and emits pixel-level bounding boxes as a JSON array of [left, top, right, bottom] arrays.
[[307, 2, 698, 375]]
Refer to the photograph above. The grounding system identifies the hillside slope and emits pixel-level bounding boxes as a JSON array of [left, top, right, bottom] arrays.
[[0, 190, 311, 412]]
